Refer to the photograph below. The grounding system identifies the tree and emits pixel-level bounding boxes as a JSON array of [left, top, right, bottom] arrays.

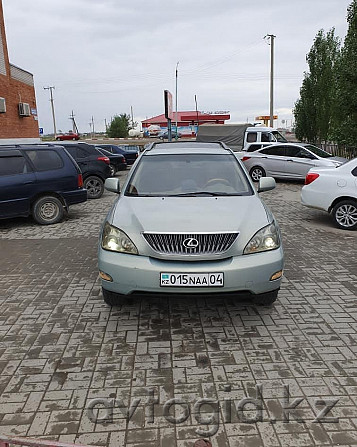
[[331, 0, 357, 147], [107, 114, 132, 138], [294, 29, 340, 143]]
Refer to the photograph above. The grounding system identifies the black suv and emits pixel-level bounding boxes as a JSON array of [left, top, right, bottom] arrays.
[[0, 145, 87, 225], [52, 142, 111, 198]]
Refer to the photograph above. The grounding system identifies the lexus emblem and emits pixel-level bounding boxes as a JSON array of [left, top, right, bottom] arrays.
[[183, 237, 199, 249]]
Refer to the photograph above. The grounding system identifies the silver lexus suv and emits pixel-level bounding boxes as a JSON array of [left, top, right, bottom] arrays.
[[98, 142, 284, 305]]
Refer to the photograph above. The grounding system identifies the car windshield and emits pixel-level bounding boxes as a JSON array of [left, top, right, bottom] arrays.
[[125, 153, 253, 197], [271, 131, 287, 143], [304, 144, 332, 158]]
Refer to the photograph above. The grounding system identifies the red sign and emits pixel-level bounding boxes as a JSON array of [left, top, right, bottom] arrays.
[[164, 90, 173, 120]]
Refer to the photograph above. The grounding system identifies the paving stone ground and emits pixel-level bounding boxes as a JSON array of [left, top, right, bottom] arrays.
[[0, 171, 357, 447]]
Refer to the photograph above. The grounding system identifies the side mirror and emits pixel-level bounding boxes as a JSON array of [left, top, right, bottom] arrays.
[[105, 178, 121, 194], [257, 176, 276, 192]]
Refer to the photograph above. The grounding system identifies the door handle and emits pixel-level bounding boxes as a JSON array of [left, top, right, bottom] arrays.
[[286, 159, 294, 162], [23, 181, 34, 184]]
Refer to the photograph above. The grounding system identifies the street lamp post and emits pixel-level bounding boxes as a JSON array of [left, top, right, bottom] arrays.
[[175, 61, 179, 139]]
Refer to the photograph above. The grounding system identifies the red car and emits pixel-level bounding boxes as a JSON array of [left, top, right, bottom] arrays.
[[56, 132, 80, 141]]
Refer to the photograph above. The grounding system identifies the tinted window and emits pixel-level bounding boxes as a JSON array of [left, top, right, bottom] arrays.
[[0, 156, 29, 175], [260, 146, 285, 156], [261, 132, 271, 142], [27, 150, 63, 171], [352, 166, 357, 177], [285, 146, 303, 157], [77, 148, 88, 158], [247, 144, 263, 152], [246, 132, 257, 143]]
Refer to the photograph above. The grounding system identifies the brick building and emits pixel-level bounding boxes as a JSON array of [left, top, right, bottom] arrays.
[[0, 0, 39, 142]]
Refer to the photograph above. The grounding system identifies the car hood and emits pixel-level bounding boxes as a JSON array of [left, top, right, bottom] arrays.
[[107, 195, 273, 256]]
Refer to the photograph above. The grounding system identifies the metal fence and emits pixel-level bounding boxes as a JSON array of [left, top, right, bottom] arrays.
[[320, 143, 357, 159]]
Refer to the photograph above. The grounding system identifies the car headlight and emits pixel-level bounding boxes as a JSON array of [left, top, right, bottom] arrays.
[[101, 222, 138, 255], [243, 222, 280, 254]]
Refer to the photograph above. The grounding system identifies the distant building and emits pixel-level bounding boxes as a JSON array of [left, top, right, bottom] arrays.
[[0, 0, 39, 142], [142, 111, 230, 136]]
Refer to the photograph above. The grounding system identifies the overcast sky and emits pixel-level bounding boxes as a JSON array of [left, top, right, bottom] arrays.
[[2, 0, 352, 133]]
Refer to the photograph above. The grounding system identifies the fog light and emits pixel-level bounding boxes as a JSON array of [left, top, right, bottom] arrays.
[[270, 270, 283, 281], [99, 271, 113, 282]]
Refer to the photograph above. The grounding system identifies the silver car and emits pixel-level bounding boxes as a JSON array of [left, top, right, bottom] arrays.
[[98, 142, 284, 306], [241, 142, 347, 181]]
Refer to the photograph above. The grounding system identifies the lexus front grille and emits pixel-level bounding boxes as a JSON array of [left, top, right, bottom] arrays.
[[142, 232, 239, 255]]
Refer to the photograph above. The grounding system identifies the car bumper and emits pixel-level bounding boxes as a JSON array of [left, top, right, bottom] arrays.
[[98, 247, 284, 296], [61, 188, 88, 206], [301, 187, 329, 211]]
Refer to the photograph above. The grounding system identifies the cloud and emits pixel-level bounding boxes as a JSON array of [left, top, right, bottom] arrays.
[[2, 0, 351, 132]]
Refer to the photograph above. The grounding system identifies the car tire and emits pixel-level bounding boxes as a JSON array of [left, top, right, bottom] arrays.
[[56, 137, 61, 141], [332, 199, 357, 230], [102, 288, 124, 306], [253, 289, 279, 306], [84, 176, 104, 199], [250, 166, 266, 182], [32, 195, 64, 225], [109, 164, 116, 176], [72, 137, 76, 140]]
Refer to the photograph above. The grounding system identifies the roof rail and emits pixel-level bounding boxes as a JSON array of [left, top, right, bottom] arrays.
[[144, 141, 232, 152]]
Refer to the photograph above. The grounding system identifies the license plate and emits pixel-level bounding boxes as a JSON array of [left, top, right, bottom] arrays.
[[160, 272, 224, 287]]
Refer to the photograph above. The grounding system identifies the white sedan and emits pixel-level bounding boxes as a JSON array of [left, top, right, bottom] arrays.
[[301, 158, 357, 230]]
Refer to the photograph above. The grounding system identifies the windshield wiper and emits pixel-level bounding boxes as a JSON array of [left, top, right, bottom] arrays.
[[170, 191, 238, 197]]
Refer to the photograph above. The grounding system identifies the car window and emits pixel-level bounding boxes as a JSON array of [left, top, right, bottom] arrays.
[[126, 153, 253, 197], [0, 155, 29, 176], [260, 146, 285, 156], [246, 132, 257, 143], [304, 144, 332, 158], [352, 166, 357, 177], [261, 132, 271, 142], [246, 144, 263, 152], [63, 146, 77, 159], [26, 150, 63, 171]]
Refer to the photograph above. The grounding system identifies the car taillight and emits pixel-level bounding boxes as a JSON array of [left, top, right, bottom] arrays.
[[98, 156, 110, 164], [305, 172, 319, 185], [78, 174, 83, 188], [242, 156, 251, 161]]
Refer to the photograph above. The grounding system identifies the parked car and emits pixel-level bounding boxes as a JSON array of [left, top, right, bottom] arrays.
[[0, 145, 87, 224], [96, 144, 139, 165], [301, 158, 357, 230], [240, 143, 347, 181], [51, 142, 111, 199], [96, 147, 127, 175], [98, 141, 284, 306], [158, 129, 182, 140], [56, 132, 80, 141]]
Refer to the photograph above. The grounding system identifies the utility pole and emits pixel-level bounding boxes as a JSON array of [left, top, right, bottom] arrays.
[[264, 34, 276, 128], [194, 94, 199, 135], [44, 86, 57, 138], [130, 106, 134, 129], [69, 110, 79, 134], [91, 116, 95, 139], [175, 61, 179, 139]]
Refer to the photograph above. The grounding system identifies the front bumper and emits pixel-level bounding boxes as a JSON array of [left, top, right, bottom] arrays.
[[98, 247, 284, 296]]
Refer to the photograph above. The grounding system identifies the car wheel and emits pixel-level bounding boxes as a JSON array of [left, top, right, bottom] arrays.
[[84, 176, 104, 199], [56, 137, 61, 141], [250, 166, 266, 182], [253, 289, 279, 306], [32, 196, 64, 225], [332, 199, 357, 230], [102, 288, 124, 306], [72, 137, 76, 140], [109, 164, 116, 176]]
